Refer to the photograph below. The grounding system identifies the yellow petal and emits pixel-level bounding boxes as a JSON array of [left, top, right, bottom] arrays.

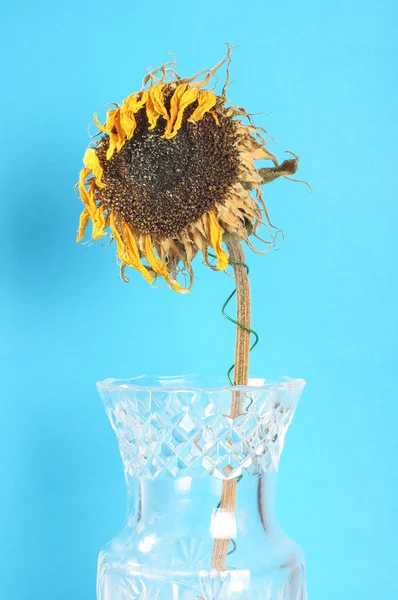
[[110, 215, 153, 285], [76, 208, 90, 242], [119, 108, 137, 139], [119, 91, 148, 140], [104, 109, 117, 132], [145, 95, 158, 130], [78, 169, 96, 215], [149, 85, 169, 120], [103, 111, 119, 160], [143, 235, 188, 293], [79, 167, 91, 188], [92, 206, 107, 239], [187, 90, 217, 123], [114, 110, 126, 152], [146, 84, 169, 130], [125, 91, 148, 113], [101, 93, 150, 158], [93, 113, 107, 133], [207, 212, 228, 270], [100, 109, 126, 155], [106, 134, 118, 160], [84, 182, 97, 214], [81, 182, 106, 239], [83, 148, 106, 188], [163, 84, 199, 140]]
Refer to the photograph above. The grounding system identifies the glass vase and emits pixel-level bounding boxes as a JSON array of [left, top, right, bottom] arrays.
[[96, 375, 306, 600]]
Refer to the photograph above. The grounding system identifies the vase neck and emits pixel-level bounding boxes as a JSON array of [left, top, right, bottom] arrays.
[[126, 472, 278, 535]]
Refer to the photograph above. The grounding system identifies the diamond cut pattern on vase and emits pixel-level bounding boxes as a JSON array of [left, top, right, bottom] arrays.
[[104, 387, 299, 480]]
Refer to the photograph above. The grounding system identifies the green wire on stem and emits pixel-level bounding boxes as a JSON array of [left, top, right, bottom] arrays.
[[209, 254, 260, 385]]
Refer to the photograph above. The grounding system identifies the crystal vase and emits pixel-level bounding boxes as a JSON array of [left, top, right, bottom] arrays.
[[96, 375, 306, 600]]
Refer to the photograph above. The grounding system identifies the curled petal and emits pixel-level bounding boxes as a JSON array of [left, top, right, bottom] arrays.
[[119, 91, 149, 140], [104, 109, 117, 131], [79, 167, 91, 182], [76, 208, 90, 242], [146, 84, 169, 130], [82, 181, 107, 240], [188, 90, 217, 123], [125, 90, 148, 113], [119, 109, 136, 139], [183, 44, 233, 89], [104, 111, 118, 160], [110, 215, 153, 284], [121, 223, 153, 284], [78, 170, 97, 215], [93, 113, 107, 133], [83, 148, 106, 188], [163, 84, 199, 139], [207, 212, 228, 270], [106, 133, 118, 160], [143, 235, 188, 293], [115, 110, 126, 152], [92, 206, 107, 240]]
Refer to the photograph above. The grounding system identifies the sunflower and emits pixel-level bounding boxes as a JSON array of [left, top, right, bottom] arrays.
[[76, 45, 300, 293]]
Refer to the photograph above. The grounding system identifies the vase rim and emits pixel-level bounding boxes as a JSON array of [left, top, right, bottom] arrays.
[[96, 374, 306, 394]]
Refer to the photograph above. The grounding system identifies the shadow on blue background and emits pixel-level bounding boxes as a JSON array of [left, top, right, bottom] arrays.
[[1, 0, 397, 598]]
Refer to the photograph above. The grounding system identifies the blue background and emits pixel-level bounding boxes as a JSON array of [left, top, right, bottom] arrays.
[[1, 1, 397, 598]]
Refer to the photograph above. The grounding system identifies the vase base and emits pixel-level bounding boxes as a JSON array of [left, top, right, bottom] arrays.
[[97, 562, 307, 600]]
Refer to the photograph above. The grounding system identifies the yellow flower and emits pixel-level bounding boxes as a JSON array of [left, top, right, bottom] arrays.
[[76, 45, 300, 293]]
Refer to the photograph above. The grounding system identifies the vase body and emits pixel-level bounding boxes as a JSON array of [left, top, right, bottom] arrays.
[[97, 375, 306, 600]]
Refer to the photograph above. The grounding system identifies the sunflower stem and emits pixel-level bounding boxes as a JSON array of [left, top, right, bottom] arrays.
[[210, 241, 251, 571]]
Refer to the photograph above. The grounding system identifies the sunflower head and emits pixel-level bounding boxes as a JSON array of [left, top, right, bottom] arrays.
[[76, 45, 300, 293]]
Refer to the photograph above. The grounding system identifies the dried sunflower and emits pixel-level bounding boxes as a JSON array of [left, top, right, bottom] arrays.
[[76, 45, 300, 293]]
